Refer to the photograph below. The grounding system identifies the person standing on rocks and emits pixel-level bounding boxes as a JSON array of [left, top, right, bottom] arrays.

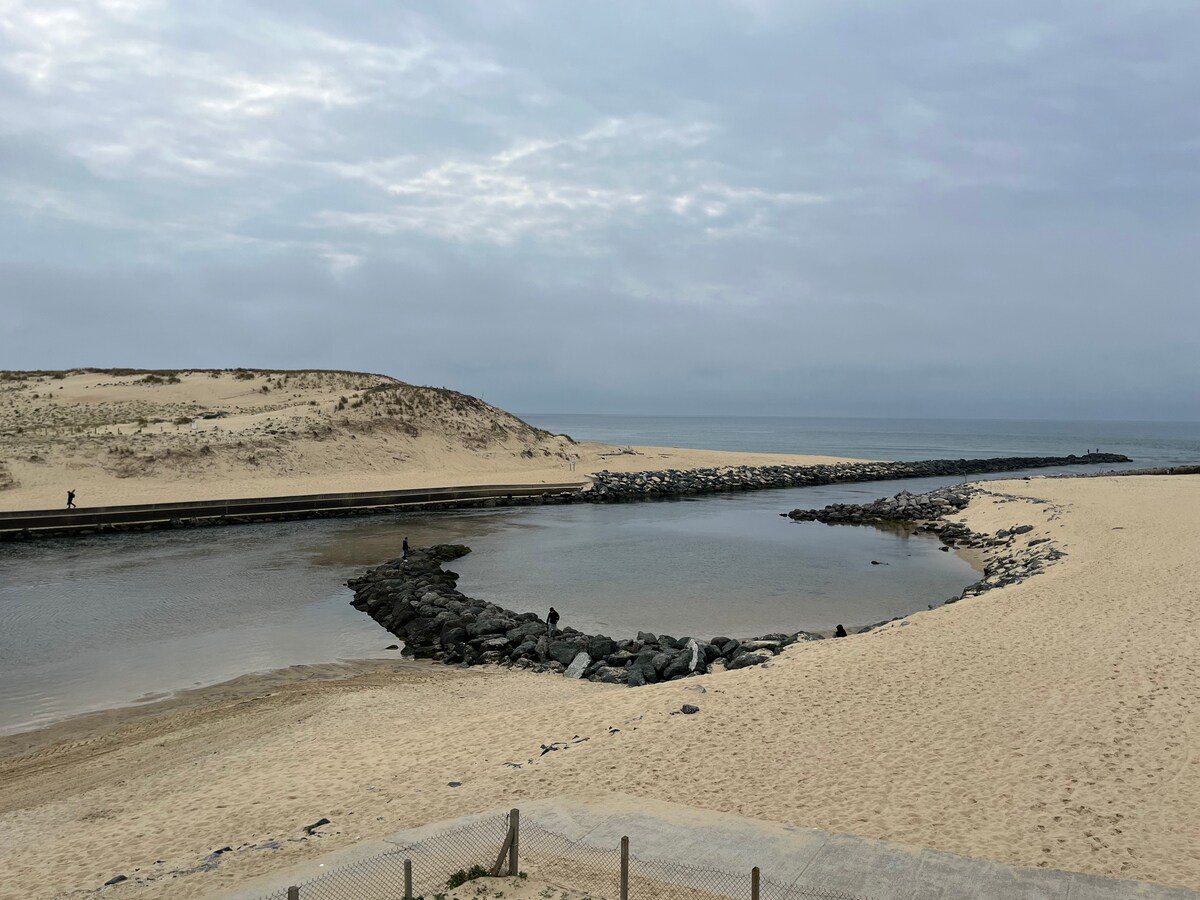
[[66, 489, 76, 509], [547, 606, 560, 637], [402, 537, 409, 560]]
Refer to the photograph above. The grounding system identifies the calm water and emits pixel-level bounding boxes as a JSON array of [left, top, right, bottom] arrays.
[[522, 414, 1200, 469], [4, 415, 1197, 735]]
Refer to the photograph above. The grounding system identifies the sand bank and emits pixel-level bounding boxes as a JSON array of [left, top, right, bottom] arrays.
[[0, 369, 858, 511], [1, 475, 1197, 899]]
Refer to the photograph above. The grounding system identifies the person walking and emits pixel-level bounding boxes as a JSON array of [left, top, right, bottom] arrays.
[[66, 489, 76, 509], [547, 606, 560, 637], [402, 537, 409, 560]]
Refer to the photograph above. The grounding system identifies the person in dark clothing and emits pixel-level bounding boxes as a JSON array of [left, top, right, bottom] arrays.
[[66, 489, 76, 509], [547, 606, 560, 637], [834, 624, 848, 638], [402, 537, 409, 560]]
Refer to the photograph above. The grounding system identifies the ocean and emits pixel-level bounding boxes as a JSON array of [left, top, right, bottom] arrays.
[[520, 415, 1200, 469]]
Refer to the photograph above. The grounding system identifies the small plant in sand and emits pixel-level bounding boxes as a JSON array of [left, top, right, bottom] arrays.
[[446, 865, 490, 889], [173, 416, 193, 426]]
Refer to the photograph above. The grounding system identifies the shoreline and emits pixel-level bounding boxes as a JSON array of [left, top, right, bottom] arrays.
[[0, 451, 1129, 540], [2, 474, 1198, 898]]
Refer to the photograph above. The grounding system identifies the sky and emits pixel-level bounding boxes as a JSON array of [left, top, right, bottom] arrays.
[[2, 0, 1199, 420]]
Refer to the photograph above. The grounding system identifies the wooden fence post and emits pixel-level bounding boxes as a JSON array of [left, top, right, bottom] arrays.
[[404, 859, 413, 900], [492, 822, 515, 877], [287, 887, 299, 900], [751, 866, 760, 900], [620, 836, 629, 900], [509, 808, 520, 876]]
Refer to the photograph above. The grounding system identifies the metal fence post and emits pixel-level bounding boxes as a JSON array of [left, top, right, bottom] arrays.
[[287, 887, 299, 900], [620, 835, 630, 900], [751, 866, 760, 900], [509, 808, 520, 876], [404, 859, 412, 900]]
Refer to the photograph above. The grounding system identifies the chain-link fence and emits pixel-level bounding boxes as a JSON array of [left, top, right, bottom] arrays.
[[258, 809, 870, 900]]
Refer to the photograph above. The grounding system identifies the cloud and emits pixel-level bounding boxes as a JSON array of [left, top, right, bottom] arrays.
[[2, 0, 1199, 419]]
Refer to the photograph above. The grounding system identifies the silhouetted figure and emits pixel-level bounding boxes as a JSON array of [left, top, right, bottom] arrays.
[[834, 624, 848, 638], [547, 606, 560, 638], [66, 489, 76, 509], [402, 537, 409, 560]]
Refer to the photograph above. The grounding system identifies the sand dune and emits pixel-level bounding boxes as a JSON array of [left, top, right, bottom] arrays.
[[0, 474, 1197, 898], [0, 369, 855, 511]]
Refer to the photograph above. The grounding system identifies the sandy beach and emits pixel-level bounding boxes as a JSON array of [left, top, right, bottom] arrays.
[[0, 370, 858, 512], [1, 473, 1197, 898]]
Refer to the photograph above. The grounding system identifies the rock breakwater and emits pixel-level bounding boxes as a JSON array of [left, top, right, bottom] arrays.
[[787, 485, 1068, 615], [347, 545, 819, 685], [585, 453, 1129, 501]]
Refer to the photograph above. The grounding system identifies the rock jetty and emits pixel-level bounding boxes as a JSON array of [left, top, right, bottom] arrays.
[[347, 545, 818, 685], [585, 453, 1128, 502], [787, 485, 1068, 614]]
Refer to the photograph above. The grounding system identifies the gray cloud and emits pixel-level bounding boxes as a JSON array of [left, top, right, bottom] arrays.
[[2, 0, 1199, 420]]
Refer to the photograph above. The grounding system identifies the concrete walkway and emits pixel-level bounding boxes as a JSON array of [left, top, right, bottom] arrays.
[[223, 794, 1200, 900]]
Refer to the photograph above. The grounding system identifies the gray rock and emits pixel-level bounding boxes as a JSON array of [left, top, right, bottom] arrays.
[[547, 639, 580, 666], [662, 652, 692, 681], [466, 616, 511, 638], [587, 635, 618, 659], [590, 665, 624, 684], [681, 704, 700, 714], [727, 652, 768, 670], [564, 651, 591, 679], [606, 649, 635, 667]]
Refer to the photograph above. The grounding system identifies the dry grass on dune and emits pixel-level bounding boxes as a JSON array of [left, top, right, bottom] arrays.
[[0, 368, 576, 508]]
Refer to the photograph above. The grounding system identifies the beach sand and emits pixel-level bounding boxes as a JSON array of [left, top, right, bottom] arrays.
[[0, 370, 858, 511], [1, 474, 1197, 899]]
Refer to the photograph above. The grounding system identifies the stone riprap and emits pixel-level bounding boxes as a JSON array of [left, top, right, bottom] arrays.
[[347, 545, 818, 685], [584, 452, 1128, 501], [787, 485, 1068, 617]]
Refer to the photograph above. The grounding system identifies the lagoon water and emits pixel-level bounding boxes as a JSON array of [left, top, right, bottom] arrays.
[[3, 415, 1198, 735]]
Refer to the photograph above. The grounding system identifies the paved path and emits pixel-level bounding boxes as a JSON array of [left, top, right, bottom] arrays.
[[223, 793, 1200, 899]]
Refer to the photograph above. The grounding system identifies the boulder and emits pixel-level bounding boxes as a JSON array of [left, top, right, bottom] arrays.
[[662, 652, 692, 681], [587, 635, 618, 659], [547, 639, 583, 666], [606, 650, 635, 667], [727, 652, 768, 670], [564, 652, 591, 679], [590, 665, 625, 684]]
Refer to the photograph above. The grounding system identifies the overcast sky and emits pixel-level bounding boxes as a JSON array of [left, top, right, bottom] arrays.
[[2, 1, 1198, 420]]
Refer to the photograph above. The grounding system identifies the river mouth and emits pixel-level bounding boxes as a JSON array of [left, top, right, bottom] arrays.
[[0, 481, 976, 735]]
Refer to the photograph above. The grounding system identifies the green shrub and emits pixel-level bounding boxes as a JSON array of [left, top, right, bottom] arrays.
[[446, 864, 490, 888]]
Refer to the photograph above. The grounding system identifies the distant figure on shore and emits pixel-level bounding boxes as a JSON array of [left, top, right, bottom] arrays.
[[568, 454, 577, 472], [66, 489, 76, 509], [547, 606, 560, 637], [834, 624, 848, 638], [402, 537, 409, 560]]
